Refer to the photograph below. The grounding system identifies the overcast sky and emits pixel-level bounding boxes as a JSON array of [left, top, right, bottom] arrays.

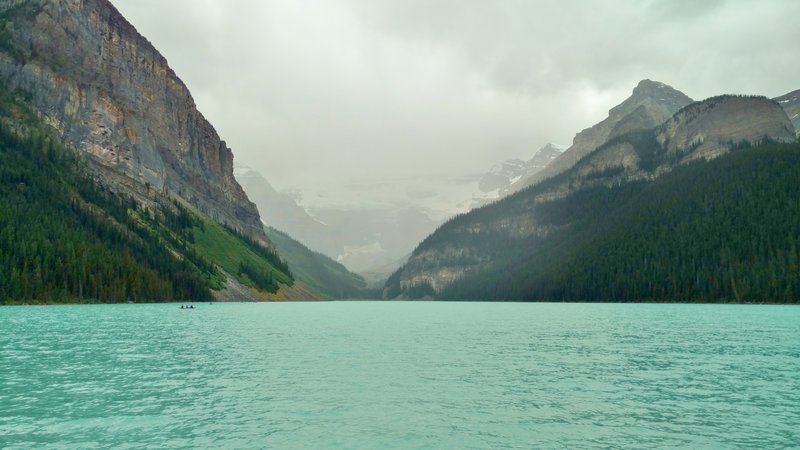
[[111, 0, 800, 205]]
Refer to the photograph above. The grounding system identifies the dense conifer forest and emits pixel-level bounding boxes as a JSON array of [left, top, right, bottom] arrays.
[[0, 89, 292, 304], [0, 123, 212, 303], [432, 142, 800, 302]]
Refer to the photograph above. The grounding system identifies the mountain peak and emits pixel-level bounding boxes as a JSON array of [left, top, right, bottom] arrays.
[[622, 79, 691, 108], [634, 78, 669, 91], [539, 142, 568, 153], [605, 79, 693, 130], [506, 80, 693, 193]]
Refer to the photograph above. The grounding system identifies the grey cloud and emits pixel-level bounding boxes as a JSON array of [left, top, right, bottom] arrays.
[[111, 0, 800, 214], [352, 0, 799, 95]]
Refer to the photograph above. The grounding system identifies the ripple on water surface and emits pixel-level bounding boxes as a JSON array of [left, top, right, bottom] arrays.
[[1, 302, 799, 449]]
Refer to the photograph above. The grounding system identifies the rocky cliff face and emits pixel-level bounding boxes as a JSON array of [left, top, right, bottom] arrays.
[[508, 79, 693, 192], [387, 94, 795, 298], [656, 96, 795, 160], [557, 96, 795, 193], [775, 89, 800, 137], [0, 0, 265, 239]]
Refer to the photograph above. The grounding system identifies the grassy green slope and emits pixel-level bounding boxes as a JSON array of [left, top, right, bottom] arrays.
[[265, 226, 366, 298], [191, 216, 293, 290]]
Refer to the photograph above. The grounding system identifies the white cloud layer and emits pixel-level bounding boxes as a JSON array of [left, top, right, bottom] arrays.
[[111, 0, 800, 205]]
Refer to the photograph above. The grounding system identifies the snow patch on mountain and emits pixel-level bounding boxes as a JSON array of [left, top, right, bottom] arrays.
[[472, 143, 566, 207]]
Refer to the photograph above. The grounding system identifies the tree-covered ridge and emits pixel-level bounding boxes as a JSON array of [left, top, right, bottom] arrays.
[[0, 117, 214, 303], [436, 142, 800, 303], [0, 88, 293, 304], [396, 95, 794, 301]]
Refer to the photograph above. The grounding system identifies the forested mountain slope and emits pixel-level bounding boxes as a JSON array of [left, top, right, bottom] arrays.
[[438, 142, 800, 302], [386, 95, 798, 302], [0, 0, 313, 302], [0, 0, 265, 239], [0, 92, 293, 304]]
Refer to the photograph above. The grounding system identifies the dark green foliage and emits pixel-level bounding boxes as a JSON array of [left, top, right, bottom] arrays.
[[406, 281, 435, 300], [265, 226, 367, 298], [435, 142, 800, 303], [223, 223, 292, 280], [160, 199, 200, 243], [0, 118, 215, 304], [383, 268, 404, 299], [0, 89, 298, 302], [238, 259, 278, 293], [138, 200, 223, 289], [0, 20, 14, 58]]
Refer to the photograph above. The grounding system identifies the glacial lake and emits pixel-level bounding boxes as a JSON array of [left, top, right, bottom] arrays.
[[1, 302, 799, 449]]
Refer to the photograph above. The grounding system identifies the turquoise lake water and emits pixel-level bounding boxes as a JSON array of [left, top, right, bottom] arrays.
[[1, 302, 799, 449]]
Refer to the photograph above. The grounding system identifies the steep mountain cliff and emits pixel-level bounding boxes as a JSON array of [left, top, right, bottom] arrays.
[[0, 0, 306, 303], [0, 0, 265, 239], [507, 80, 693, 192], [775, 89, 800, 137], [386, 94, 796, 301]]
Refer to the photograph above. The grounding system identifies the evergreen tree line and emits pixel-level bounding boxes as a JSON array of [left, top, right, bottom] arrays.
[[0, 104, 215, 303], [237, 259, 278, 293], [140, 200, 220, 280], [405, 281, 436, 299], [223, 223, 292, 280], [436, 142, 800, 303]]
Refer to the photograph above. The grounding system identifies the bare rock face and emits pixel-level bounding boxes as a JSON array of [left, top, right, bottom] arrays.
[[532, 96, 795, 203], [656, 96, 795, 160], [0, 0, 266, 239], [774, 89, 800, 137], [508, 79, 693, 192]]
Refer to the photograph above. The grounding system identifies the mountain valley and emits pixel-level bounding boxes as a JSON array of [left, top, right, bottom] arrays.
[[0, 0, 798, 305]]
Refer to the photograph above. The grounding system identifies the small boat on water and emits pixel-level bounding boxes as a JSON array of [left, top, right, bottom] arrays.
[[179, 305, 195, 310]]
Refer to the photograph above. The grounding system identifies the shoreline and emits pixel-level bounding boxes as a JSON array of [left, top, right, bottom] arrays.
[[3, 299, 797, 306]]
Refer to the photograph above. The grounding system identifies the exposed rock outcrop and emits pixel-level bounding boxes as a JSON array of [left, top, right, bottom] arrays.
[[656, 95, 795, 160], [508, 79, 693, 192], [0, 0, 266, 239], [774, 89, 800, 137]]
